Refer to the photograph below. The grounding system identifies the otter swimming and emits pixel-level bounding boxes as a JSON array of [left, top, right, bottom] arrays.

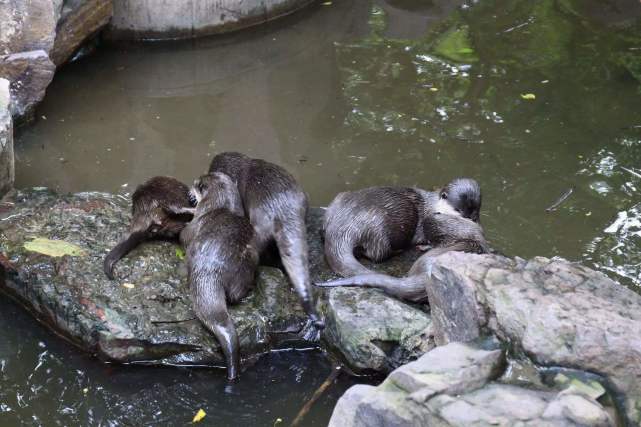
[[316, 213, 489, 302], [208, 152, 324, 329], [322, 178, 481, 278], [104, 176, 193, 280], [180, 172, 259, 381]]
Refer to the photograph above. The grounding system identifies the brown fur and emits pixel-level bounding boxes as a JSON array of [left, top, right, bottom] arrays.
[[104, 176, 193, 280]]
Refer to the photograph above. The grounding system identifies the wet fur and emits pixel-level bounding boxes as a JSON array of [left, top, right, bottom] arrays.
[[181, 173, 259, 381], [208, 152, 323, 329], [104, 176, 193, 280], [323, 179, 481, 278], [316, 214, 489, 302]]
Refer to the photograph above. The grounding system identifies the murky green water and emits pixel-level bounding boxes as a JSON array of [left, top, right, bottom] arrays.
[[8, 0, 641, 424]]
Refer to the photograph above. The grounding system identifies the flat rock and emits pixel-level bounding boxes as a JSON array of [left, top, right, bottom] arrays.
[[0, 79, 13, 196], [0, 189, 427, 372]]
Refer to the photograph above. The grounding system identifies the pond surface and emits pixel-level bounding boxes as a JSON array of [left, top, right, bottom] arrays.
[[8, 0, 641, 425]]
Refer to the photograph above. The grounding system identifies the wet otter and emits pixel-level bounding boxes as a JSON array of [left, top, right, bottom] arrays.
[[322, 178, 481, 277], [208, 152, 324, 329], [180, 172, 259, 381], [104, 176, 193, 280], [316, 213, 489, 302]]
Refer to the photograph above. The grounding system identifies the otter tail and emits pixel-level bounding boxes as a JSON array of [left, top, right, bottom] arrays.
[[315, 273, 427, 303], [324, 233, 376, 277], [103, 231, 149, 280], [192, 282, 240, 381], [275, 217, 325, 330]]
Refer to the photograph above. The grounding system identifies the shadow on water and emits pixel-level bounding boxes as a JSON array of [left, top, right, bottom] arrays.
[[8, 0, 641, 424]]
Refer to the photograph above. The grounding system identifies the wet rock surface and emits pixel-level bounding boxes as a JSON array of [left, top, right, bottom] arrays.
[[0, 79, 12, 196], [330, 342, 616, 427], [0, 189, 424, 372]]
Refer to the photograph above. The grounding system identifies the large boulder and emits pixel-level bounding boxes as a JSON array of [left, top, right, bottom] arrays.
[[50, 0, 113, 66], [330, 342, 616, 427], [0, 79, 13, 197], [0, 189, 427, 371], [424, 252, 641, 424], [0, 51, 55, 119]]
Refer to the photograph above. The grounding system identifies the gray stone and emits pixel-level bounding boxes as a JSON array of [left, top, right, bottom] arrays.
[[425, 252, 641, 424], [424, 264, 482, 345], [331, 342, 615, 427], [0, 79, 13, 197], [0, 189, 427, 372], [386, 342, 504, 397], [322, 286, 432, 373], [0, 50, 55, 120]]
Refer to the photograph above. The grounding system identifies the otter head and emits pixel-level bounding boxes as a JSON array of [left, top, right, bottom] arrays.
[[190, 173, 244, 216], [439, 178, 481, 222]]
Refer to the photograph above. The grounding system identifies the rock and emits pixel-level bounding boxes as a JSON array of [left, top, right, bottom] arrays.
[[0, 189, 426, 372], [0, 79, 13, 196], [425, 252, 641, 424], [0, 0, 57, 56], [386, 342, 504, 398], [51, 0, 113, 66], [322, 287, 432, 373], [0, 0, 113, 120], [0, 51, 55, 119], [425, 265, 482, 345], [330, 342, 615, 427]]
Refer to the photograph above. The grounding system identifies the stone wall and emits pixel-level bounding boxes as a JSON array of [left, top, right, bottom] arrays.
[[107, 0, 316, 40]]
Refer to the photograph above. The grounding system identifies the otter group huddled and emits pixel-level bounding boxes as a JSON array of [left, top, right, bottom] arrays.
[[104, 151, 488, 380]]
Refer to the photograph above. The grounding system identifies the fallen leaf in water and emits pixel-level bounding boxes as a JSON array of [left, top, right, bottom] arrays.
[[274, 418, 283, 426], [429, 87, 439, 92], [24, 238, 86, 257], [520, 93, 536, 100], [193, 409, 206, 423], [176, 247, 186, 260], [122, 283, 135, 289], [322, 1, 332, 5]]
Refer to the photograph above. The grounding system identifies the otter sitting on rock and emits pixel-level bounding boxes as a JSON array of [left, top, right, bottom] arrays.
[[316, 213, 489, 302], [208, 152, 324, 330], [180, 173, 259, 381], [104, 176, 194, 280], [322, 178, 481, 278]]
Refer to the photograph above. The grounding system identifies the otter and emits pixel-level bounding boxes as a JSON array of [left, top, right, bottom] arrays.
[[322, 178, 481, 277], [180, 172, 259, 381], [316, 213, 489, 302], [208, 152, 324, 329], [104, 176, 194, 280]]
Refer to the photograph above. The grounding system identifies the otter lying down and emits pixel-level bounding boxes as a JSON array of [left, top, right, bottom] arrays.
[[103, 152, 489, 379]]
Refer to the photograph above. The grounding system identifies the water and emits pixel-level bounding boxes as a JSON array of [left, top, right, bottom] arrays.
[[8, 0, 641, 424]]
